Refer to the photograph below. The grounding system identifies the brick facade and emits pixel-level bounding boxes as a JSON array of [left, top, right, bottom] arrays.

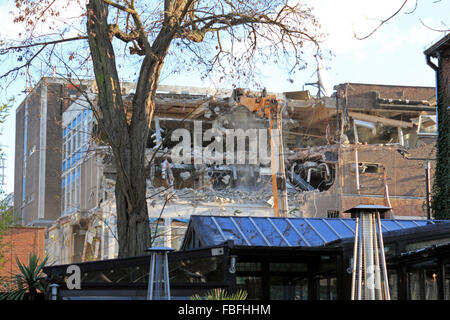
[[0, 226, 45, 286], [334, 83, 435, 111]]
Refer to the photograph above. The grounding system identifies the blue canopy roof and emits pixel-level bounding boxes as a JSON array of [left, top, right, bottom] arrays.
[[183, 215, 446, 249]]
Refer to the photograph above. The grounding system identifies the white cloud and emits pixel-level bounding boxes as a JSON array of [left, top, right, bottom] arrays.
[[300, 0, 442, 55], [0, 0, 86, 41]]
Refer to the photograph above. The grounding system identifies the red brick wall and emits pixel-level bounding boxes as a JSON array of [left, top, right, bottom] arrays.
[[335, 83, 435, 111], [341, 196, 426, 219], [0, 226, 45, 286]]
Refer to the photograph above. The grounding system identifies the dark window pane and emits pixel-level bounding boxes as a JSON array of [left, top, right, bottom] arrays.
[[388, 270, 398, 300], [270, 276, 308, 300], [236, 276, 262, 300], [408, 271, 422, 300], [170, 257, 223, 283], [269, 263, 307, 273], [236, 262, 261, 272]]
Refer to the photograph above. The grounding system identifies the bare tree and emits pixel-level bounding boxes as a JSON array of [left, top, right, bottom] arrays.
[[1, 0, 323, 257]]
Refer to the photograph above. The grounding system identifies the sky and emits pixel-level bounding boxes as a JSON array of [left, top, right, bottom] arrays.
[[0, 0, 449, 197]]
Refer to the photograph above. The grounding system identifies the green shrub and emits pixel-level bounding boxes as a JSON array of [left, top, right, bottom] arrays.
[[191, 288, 248, 300], [0, 253, 48, 300]]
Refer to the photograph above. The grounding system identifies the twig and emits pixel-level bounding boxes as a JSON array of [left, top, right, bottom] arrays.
[[355, 0, 409, 40]]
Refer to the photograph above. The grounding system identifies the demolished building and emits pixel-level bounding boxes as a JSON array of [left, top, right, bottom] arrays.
[[285, 83, 437, 219], [37, 80, 437, 265]]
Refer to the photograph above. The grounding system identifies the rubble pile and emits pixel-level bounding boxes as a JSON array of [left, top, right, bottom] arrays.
[[146, 186, 299, 208]]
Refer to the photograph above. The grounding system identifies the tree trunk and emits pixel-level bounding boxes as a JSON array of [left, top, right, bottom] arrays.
[[87, 0, 154, 257], [87, 0, 180, 257], [115, 165, 151, 257]]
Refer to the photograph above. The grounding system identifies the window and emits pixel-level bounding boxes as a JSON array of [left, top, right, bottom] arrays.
[[327, 210, 340, 218], [77, 128, 82, 151], [445, 263, 450, 300], [425, 270, 438, 300], [236, 276, 263, 300], [351, 162, 380, 174], [72, 131, 76, 153], [270, 276, 308, 300], [317, 277, 337, 300], [67, 136, 72, 156], [353, 119, 376, 143], [71, 171, 76, 212], [63, 143, 67, 161], [170, 257, 223, 283], [388, 270, 398, 300], [237, 262, 262, 272], [170, 220, 188, 250], [75, 167, 81, 207], [407, 261, 439, 300], [269, 263, 307, 273], [62, 111, 93, 215], [417, 115, 437, 136]]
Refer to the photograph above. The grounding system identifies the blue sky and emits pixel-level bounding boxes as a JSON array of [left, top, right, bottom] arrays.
[[0, 0, 449, 196]]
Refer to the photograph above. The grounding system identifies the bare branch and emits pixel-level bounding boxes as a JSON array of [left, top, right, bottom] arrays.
[[1, 36, 87, 53], [354, 0, 409, 40], [102, 0, 136, 15], [0, 44, 47, 79], [420, 19, 450, 33], [404, 0, 418, 14]]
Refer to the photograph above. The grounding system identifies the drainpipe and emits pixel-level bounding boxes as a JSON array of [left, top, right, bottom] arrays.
[[424, 52, 440, 219], [425, 160, 432, 220], [425, 53, 440, 130]]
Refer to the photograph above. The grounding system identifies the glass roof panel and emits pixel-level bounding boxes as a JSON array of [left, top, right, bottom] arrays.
[[308, 219, 341, 243], [411, 220, 431, 227], [288, 218, 325, 246], [396, 220, 421, 229], [195, 216, 227, 246], [381, 220, 405, 231], [326, 219, 355, 238], [213, 216, 246, 245], [233, 217, 270, 246], [251, 217, 285, 246], [275, 218, 308, 246]]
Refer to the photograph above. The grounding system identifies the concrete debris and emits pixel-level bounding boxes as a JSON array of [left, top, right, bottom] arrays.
[[179, 171, 191, 181], [267, 196, 274, 207], [145, 185, 297, 207], [221, 175, 230, 184]]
